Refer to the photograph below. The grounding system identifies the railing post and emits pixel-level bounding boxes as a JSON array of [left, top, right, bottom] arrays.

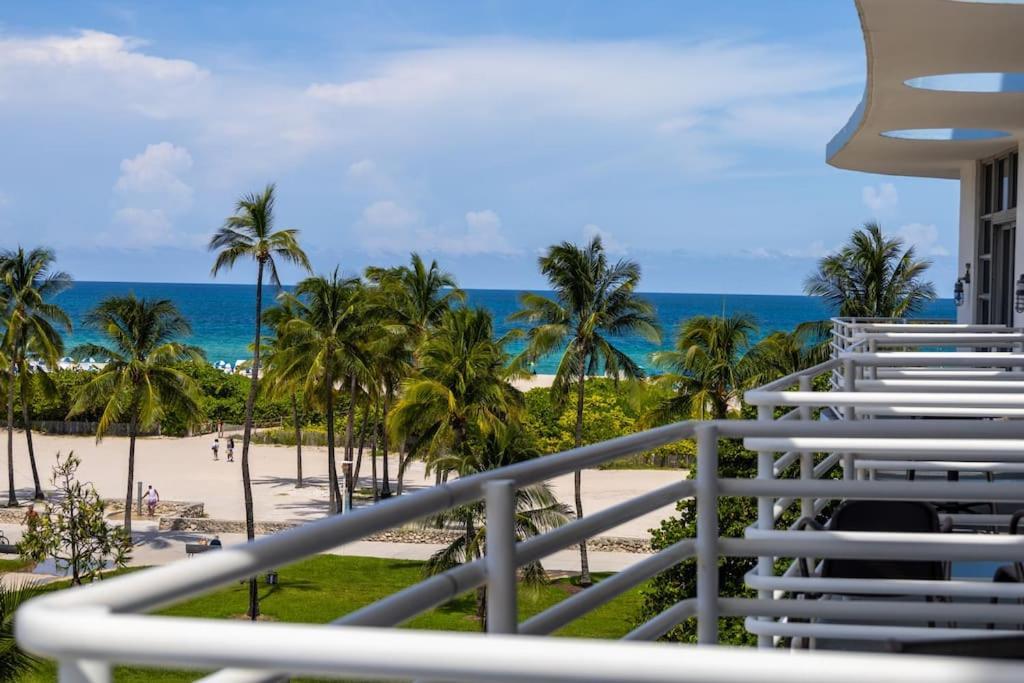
[[59, 660, 110, 683], [754, 406, 774, 649], [841, 358, 856, 479], [695, 423, 719, 645], [485, 479, 518, 635], [797, 376, 814, 520]]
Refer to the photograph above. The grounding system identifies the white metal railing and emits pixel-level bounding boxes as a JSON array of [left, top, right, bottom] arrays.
[[14, 317, 1024, 681]]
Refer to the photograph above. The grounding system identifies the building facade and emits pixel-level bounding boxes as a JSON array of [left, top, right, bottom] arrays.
[[827, 0, 1024, 325]]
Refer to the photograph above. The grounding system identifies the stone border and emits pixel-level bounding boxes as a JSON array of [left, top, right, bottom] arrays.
[[156, 517, 653, 553]]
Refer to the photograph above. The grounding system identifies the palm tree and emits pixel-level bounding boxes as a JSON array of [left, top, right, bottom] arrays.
[[67, 295, 203, 534], [390, 307, 522, 485], [261, 295, 308, 488], [423, 423, 570, 629], [365, 318, 412, 499], [209, 184, 310, 619], [510, 236, 660, 585], [805, 222, 936, 318], [0, 247, 73, 504], [646, 313, 761, 423], [271, 271, 373, 513], [366, 253, 464, 346], [755, 322, 831, 380], [0, 578, 42, 679]]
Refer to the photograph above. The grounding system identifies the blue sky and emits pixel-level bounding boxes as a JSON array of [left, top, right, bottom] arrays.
[[0, 1, 960, 294]]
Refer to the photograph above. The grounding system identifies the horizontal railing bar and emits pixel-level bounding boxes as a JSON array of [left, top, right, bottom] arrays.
[[855, 406, 1024, 417], [855, 458, 1024, 473], [855, 378, 1024, 392], [746, 390, 1024, 407], [519, 540, 696, 636], [746, 574, 1024, 600], [838, 351, 1024, 367], [721, 597, 1024, 624], [717, 419, 1024, 438], [744, 617, 1019, 643], [875, 369, 1022, 379], [727, 532, 1024, 561], [743, 437, 1024, 457], [723, 477, 1024, 502], [854, 332, 1024, 343], [849, 324, 1011, 332], [41, 610, 1024, 683], [622, 599, 698, 642]]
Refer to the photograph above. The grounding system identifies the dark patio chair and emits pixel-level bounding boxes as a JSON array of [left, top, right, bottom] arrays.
[[797, 500, 951, 588]]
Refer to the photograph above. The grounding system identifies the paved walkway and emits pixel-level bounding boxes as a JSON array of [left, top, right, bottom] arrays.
[[0, 520, 643, 576]]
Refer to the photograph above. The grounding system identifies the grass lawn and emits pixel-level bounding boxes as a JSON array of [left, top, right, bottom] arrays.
[[20, 554, 646, 682]]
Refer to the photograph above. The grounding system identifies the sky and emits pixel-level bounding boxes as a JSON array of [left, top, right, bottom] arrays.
[[0, 1, 960, 294]]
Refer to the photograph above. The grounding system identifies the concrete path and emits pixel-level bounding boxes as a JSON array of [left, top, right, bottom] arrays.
[[0, 521, 644, 576]]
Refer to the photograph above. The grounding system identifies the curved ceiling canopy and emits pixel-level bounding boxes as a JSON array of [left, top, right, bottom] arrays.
[[907, 72, 1024, 92], [827, 0, 1024, 178]]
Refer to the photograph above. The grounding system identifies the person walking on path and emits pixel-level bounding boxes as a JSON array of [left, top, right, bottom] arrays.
[[226, 436, 235, 462], [212, 437, 220, 461], [145, 485, 160, 516]]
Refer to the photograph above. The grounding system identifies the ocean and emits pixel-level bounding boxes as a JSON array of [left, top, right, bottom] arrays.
[[54, 282, 955, 374]]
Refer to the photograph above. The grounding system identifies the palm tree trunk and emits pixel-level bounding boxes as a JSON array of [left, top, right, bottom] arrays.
[[124, 415, 137, 534], [6, 363, 17, 507], [291, 394, 303, 488], [353, 401, 370, 488], [396, 443, 409, 496], [325, 378, 342, 514], [344, 375, 357, 500], [241, 259, 265, 620], [370, 405, 379, 503], [467, 513, 486, 630], [20, 378, 43, 500], [574, 363, 591, 587], [380, 390, 392, 498]]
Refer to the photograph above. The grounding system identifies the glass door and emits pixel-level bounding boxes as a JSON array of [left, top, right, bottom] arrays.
[[977, 221, 1016, 325]]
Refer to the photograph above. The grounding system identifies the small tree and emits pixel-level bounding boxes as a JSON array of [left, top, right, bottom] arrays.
[[19, 452, 132, 586]]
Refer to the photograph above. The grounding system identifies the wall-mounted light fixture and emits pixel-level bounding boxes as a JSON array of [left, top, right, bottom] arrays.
[[954, 263, 971, 307], [1015, 274, 1024, 314]]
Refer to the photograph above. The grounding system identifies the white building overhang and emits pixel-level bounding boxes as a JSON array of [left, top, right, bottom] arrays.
[[828, 0, 1024, 179]]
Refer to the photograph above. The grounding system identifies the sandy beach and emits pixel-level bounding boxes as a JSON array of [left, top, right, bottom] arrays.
[[512, 373, 556, 391], [0, 427, 683, 540]]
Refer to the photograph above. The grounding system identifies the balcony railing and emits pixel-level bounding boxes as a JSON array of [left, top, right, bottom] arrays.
[[15, 318, 1024, 682]]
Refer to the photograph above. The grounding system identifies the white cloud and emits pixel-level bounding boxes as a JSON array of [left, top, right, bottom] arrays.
[[582, 224, 627, 255], [362, 200, 417, 229], [357, 203, 518, 256], [862, 183, 899, 212], [0, 30, 207, 117], [744, 240, 833, 260], [308, 40, 855, 121], [347, 159, 377, 179], [115, 142, 194, 208], [895, 223, 949, 257], [107, 142, 198, 250], [94, 208, 206, 249]]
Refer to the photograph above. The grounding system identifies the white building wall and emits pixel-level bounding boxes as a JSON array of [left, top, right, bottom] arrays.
[[1016, 141, 1024, 328], [957, 161, 977, 324]]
